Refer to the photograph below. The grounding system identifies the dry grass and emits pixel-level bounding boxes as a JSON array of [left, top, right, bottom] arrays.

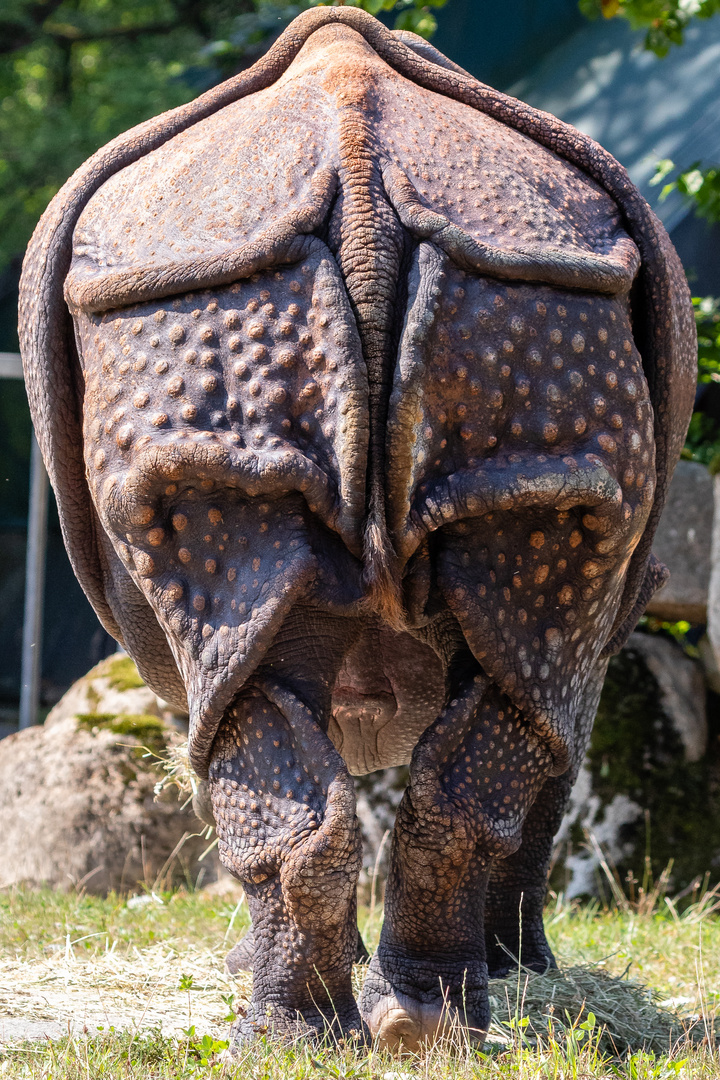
[[0, 936, 245, 1039]]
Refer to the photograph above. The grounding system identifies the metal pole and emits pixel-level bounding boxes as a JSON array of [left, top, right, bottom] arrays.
[[19, 433, 49, 728]]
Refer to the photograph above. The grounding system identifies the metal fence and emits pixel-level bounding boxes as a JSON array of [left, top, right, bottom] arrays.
[[1, 351, 48, 728]]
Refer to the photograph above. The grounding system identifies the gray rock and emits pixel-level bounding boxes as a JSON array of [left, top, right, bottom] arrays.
[[646, 460, 713, 624], [555, 764, 643, 900], [626, 632, 707, 762], [0, 654, 217, 894]]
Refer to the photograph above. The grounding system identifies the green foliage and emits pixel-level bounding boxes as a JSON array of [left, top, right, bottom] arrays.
[[0, 0, 205, 273], [696, 296, 720, 382], [641, 615, 696, 652], [647, 161, 720, 465], [612, 1052, 689, 1079], [0, 0, 448, 275], [335, 0, 448, 38], [579, 0, 720, 56], [221, 991, 237, 1022], [182, 1026, 230, 1069], [680, 297, 720, 466], [652, 158, 720, 226]]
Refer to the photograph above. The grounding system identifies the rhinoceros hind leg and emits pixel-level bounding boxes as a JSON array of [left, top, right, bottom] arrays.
[[484, 657, 609, 978], [359, 677, 554, 1050], [226, 924, 370, 975], [483, 773, 569, 979], [210, 677, 364, 1043]]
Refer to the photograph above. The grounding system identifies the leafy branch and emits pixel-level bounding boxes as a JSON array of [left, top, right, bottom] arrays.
[[0, 0, 448, 274], [652, 159, 720, 225], [579, 0, 720, 56], [647, 160, 720, 464]]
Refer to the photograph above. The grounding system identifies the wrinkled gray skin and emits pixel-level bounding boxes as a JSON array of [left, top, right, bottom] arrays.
[[20, 8, 696, 1052]]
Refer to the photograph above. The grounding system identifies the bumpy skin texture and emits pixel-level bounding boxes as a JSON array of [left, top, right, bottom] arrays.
[[20, 8, 696, 1050]]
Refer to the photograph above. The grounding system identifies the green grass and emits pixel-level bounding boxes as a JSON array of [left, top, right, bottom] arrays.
[[1, 887, 720, 1077], [0, 888, 247, 956]]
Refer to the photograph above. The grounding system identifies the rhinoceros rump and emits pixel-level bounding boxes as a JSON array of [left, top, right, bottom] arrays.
[[20, 8, 695, 1052]]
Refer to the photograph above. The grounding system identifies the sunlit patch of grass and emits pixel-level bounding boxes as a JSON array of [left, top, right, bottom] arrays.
[[0, 1022, 716, 1078], [0, 888, 250, 957], [2, 883, 720, 1076]]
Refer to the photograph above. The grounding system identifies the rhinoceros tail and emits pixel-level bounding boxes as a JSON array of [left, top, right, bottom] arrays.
[[364, 483, 404, 632]]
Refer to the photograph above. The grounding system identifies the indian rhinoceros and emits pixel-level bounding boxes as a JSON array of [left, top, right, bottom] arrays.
[[20, 5, 696, 1052]]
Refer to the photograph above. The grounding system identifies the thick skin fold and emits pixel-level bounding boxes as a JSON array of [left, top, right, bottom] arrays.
[[387, 244, 654, 770], [74, 246, 369, 773], [20, 6, 693, 676]]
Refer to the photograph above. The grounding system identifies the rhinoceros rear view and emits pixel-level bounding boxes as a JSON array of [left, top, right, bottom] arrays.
[[20, 7, 696, 1051]]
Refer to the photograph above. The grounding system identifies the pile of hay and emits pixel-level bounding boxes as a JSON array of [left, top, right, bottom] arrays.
[[487, 964, 694, 1056]]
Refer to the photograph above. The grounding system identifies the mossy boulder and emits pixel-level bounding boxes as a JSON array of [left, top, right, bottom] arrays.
[[75, 712, 168, 756], [0, 654, 217, 894], [42, 652, 166, 731]]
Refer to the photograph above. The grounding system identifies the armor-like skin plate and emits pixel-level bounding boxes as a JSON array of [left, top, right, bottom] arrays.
[[20, 8, 696, 1052]]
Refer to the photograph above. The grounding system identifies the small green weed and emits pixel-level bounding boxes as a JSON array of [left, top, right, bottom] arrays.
[[183, 1025, 230, 1071]]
